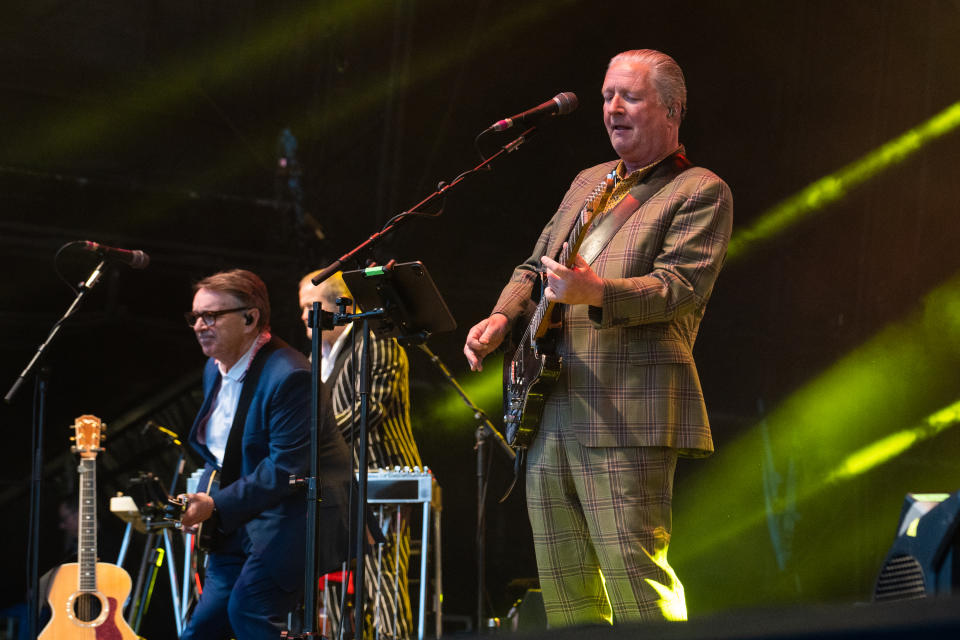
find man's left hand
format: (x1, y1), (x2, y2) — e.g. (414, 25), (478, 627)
(541, 244), (604, 306)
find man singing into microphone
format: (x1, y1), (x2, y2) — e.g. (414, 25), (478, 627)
(464, 50), (733, 626)
(178, 269), (351, 640)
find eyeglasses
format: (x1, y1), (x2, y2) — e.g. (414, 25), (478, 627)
(184, 307), (250, 328)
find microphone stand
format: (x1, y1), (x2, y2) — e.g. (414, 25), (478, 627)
(5, 258), (109, 640)
(297, 300), (330, 638)
(415, 345), (513, 634)
(306, 125), (538, 640)
(310, 126), (538, 288)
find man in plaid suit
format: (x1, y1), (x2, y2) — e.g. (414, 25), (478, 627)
(464, 49), (732, 626)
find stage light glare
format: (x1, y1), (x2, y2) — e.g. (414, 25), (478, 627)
(423, 356), (503, 431)
(727, 101), (960, 262)
(673, 272), (960, 594)
(826, 399), (960, 483)
(643, 545), (688, 622)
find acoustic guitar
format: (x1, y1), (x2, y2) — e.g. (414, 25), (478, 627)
(503, 173), (616, 449)
(39, 414), (137, 639)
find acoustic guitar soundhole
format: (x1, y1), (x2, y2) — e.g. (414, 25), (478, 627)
(72, 592), (103, 622)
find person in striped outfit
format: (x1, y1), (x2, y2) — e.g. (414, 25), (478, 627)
(299, 269), (422, 639)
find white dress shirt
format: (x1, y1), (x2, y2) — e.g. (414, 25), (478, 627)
(205, 333), (269, 466)
(321, 323), (353, 383)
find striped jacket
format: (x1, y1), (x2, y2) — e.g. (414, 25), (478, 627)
(493, 157), (733, 456)
(328, 331), (422, 469)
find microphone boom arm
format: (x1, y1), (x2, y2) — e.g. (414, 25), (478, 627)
(310, 126), (538, 286)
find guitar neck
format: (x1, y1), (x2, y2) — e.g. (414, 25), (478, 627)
(77, 458), (98, 592)
(527, 174), (615, 345)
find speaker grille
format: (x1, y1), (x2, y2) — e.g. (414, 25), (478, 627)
(874, 554), (927, 601)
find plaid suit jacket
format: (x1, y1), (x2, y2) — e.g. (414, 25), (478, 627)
(492, 155), (733, 456)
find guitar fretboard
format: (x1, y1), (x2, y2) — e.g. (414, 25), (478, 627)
(78, 458), (98, 592)
(523, 173), (615, 347)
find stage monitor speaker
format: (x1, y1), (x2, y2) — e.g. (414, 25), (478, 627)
(874, 490), (960, 602)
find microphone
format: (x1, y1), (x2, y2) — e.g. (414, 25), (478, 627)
(487, 92), (578, 132)
(79, 241), (150, 269)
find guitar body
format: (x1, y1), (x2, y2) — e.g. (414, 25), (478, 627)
(503, 174), (617, 449)
(504, 330), (562, 449)
(194, 467), (222, 552)
(40, 562), (136, 640)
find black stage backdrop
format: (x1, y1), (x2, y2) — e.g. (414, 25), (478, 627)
(2, 1), (960, 636)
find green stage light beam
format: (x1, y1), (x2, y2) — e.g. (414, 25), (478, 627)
(825, 399), (960, 484)
(13, 0), (386, 165)
(673, 270), (960, 568)
(184, 0), (574, 187)
(421, 355), (504, 432)
(727, 101), (960, 262)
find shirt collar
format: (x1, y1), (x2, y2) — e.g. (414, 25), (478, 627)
(217, 331), (272, 381)
(616, 144), (685, 181)
(324, 322), (353, 362)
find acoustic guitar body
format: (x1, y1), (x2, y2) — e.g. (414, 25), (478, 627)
(40, 561), (137, 639)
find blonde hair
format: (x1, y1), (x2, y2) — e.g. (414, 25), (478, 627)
(300, 270), (354, 309)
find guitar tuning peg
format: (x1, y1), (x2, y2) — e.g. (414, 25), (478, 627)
(69, 436), (75, 441)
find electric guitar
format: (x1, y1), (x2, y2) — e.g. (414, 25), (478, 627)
(503, 173), (616, 449)
(39, 415), (137, 639)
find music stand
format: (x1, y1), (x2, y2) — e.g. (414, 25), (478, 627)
(341, 261), (456, 342)
(337, 261), (455, 639)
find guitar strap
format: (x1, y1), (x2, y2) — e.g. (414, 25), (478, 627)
(576, 152), (693, 266)
(219, 337), (283, 488)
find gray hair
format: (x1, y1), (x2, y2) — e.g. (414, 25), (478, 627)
(608, 49), (687, 119)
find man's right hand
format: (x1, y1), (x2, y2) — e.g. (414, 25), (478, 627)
(178, 492), (215, 530)
(464, 313), (509, 371)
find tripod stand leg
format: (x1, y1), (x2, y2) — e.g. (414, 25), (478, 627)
(181, 532), (195, 631)
(134, 546), (163, 633)
(117, 522), (133, 567)
(162, 528), (183, 635)
(127, 531), (156, 626)
(433, 507), (443, 639)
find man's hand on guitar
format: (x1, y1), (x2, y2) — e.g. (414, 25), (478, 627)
(178, 492), (215, 530)
(541, 244), (604, 306)
(464, 313), (509, 372)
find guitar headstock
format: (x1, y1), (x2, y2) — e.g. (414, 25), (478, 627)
(584, 172), (617, 219)
(71, 414), (104, 459)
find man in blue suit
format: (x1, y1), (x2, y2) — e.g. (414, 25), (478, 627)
(179, 269), (351, 640)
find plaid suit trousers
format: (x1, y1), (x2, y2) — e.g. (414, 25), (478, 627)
(526, 391), (681, 627)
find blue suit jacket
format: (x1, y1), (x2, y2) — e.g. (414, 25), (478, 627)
(188, 337), (351, 591)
